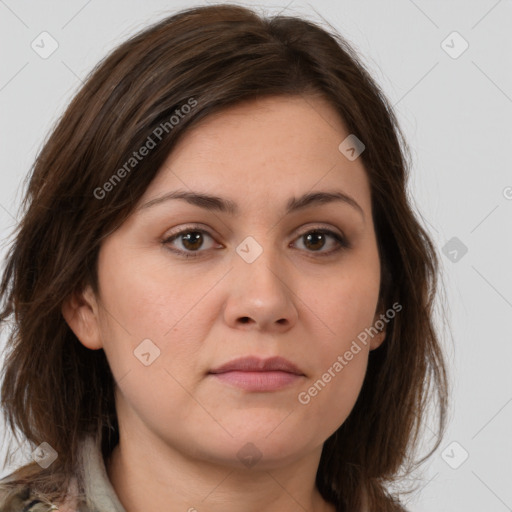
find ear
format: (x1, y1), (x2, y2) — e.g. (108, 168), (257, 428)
(61, 284), (103, 350)
(369, 326), (386, 351)
(369, 307), (387, 351)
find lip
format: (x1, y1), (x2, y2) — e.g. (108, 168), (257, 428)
(210, 356), (304, 375)
(209, 356), (305, 392)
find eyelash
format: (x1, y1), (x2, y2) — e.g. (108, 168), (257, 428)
(162, 224), (350, 259)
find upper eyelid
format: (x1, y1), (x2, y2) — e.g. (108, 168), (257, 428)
(163, 225), (346, 252)
(164, 223), (344, 241)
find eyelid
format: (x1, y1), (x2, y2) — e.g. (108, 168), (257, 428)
(294, 224), (344, 240)
(162, 223), (350, 258)
(162, 224), (220, 254)
(290, 226), (350, 256)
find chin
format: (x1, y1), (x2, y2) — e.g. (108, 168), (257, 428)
(194, 430), (318, 470)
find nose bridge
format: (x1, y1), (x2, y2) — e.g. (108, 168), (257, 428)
(234, 233), (287, 296)
(223, 232), (298, 329)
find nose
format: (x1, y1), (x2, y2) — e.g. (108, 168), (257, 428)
(223, 242), (299, 333)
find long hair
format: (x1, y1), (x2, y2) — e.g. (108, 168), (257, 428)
(0, 4), (448, 510)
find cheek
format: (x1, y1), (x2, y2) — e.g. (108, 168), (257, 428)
(95, 252), (208, 433)
(97, 236), (219, 336)
(306, 256), (381, 352)
(292, 254), (379, 428)
(298, 351), (369, 442)
(295, 328), (370, 437)
(95, 242), (214, 382)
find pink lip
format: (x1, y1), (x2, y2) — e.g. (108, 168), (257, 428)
(209, 356), (305, 392)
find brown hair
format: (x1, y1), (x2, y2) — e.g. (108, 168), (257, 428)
(0, 4), (448, 511)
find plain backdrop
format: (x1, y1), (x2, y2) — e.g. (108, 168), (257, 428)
(0, 1), (511, 511)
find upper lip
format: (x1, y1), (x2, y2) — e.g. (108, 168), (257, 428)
(209, 356), (304, 376)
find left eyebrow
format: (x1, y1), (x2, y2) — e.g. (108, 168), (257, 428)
(137, 189), (365, 221)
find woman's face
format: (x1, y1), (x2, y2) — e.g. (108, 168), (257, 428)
(66, 94), (385, 469)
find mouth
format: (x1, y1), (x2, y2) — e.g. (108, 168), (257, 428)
(208, 356), (305, 392)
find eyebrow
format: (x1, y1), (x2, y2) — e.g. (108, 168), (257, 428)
(138, 189), (365, 221)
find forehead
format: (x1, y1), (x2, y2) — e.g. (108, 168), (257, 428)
(170, 94), (348, 164)
(138, 94), (372, 216)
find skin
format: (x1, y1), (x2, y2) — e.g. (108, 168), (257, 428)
(62, 94), (386, 512)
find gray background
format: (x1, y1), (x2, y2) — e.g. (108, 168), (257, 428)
(1, 1), (511, 510)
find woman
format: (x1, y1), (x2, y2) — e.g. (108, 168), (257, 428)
(0, 4), (448, 511)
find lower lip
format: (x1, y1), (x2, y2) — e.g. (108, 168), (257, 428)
(210, 371), (302, 391)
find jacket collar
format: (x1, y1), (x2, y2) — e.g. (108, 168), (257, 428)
(76, 436), (126, 512)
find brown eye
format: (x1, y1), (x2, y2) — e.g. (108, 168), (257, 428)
(163, 226), (349, 259)
(163, 228), (218, 258)
(293, 229), (349, 256)
(180, 231), (205, 251)
(303, 232), (327, 251)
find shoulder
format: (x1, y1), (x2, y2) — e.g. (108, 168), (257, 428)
(0, 477), (58, 512)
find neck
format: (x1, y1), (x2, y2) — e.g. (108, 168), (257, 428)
(106, 431), (336, 512)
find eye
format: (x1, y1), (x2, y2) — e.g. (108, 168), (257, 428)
(162, 225), (349, 259)
(162, 226), (218, 258)
(291, 228), (349, 256)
